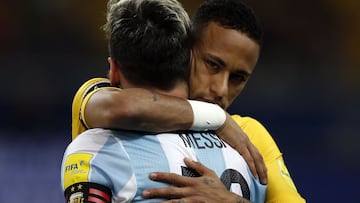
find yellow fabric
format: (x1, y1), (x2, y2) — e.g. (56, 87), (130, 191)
(71, 78), (110, 140)
(71, 78), (305, 202)
(63, 153), (93, 189)
(232, 115), (306, 203)
(79, 87), (103, 131)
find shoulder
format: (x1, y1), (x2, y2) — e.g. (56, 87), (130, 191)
(62, 129), (135, 199)
(68, 129), (114, 153)
(73, 78), (111, 101)
(231, 114), (282, 161)
(231, 114), (270, 139)
(65, 129), (132, 176)
(71, 78), (116, 139)
(78, 78), (111, 97)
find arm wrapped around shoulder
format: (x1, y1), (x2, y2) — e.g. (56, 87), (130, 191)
(188, 100), (226, 131)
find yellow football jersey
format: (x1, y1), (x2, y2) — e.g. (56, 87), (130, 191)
(71, 78), (306, 202)
(232, 115), (306, 203)
(71, 78), (111, 140)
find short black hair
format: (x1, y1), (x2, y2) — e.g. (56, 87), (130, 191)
(193, 0), (263, 46)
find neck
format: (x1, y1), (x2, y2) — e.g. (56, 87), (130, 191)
(155, 82), (189, 99)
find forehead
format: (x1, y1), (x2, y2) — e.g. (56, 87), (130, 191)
(195, 22), (260, 72)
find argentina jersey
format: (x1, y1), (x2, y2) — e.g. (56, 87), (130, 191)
(61, 128), (266, 203)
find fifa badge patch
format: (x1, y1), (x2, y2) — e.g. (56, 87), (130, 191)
(64, 153), (93, 189)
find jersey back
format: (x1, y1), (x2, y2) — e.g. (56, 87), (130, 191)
(61, 129), (266, 203)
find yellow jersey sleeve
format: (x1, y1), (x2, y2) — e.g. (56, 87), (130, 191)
(232, 115), (306, 203)
(71, 78), (111, 140)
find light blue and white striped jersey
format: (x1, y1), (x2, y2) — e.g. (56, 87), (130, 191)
(61, 128), (266, 203)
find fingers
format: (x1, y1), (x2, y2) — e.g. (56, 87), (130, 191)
(143, 157), (237, 203)
(146, 158), (216, 187)
(158, 199), (191, 203)
(183, 157), (215, 176)
(240, 142), (268, 185)
(143, 158), (220, 200)
(142, 186), (186, 199)
(238, 146), (257, 179)
(215, 114), (267, 184)
(248, 144), (268, 185)
(158, 199), (188, 203)
(148, 171), (193, 187)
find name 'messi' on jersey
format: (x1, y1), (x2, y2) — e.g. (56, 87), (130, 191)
(178, 132), (227, 149)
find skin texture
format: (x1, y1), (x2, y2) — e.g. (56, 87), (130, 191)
(81, 21), (267, 202)
(190, 22), (267, 184)
(141, 22), (264, 202)
(71, 0), (273, 202)
(142, 157), (251, 203)
(85, 87), (195, 132)
(84, 29), (267, 182)
(189, 22), (260, 110)
(85, 86), (267, 185)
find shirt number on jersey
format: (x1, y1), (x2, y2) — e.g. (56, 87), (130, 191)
(181, 166), (250, 199)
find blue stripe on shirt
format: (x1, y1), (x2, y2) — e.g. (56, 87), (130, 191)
(116, 131), (170, 202)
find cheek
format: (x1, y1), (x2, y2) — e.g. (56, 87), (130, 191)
(189, 64), (209, 90)
(228, 86), (244, 104)
(189, 77), (205, 96)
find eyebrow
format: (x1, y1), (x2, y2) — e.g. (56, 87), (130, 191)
(227, 70), (251, 83)
(235, 69), (251, 77)
(207, 54), (226, 67)
(206, 54), (251, 76)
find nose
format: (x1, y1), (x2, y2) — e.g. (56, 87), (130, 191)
(210, 74), (228, 100)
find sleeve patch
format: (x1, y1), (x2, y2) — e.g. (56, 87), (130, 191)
(276, 158), (297, 190)
(64, 182), (111, 203)
(64, 153), (93, 189)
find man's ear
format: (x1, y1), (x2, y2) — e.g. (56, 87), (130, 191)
(108, 57), (121, 86)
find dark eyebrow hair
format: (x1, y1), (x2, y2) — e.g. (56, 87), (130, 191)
(234, 69), (251, 77)
(206, 54), (226, 67)
(206, 53), (251, 76)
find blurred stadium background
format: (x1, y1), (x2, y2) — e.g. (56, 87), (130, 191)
(0, 0), (359, 202)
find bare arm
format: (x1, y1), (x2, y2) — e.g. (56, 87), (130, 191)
(85, 87), (193, 132)
(84, 87), (267, 184)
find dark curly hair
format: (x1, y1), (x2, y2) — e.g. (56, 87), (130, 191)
(193, 0), (263, 46)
